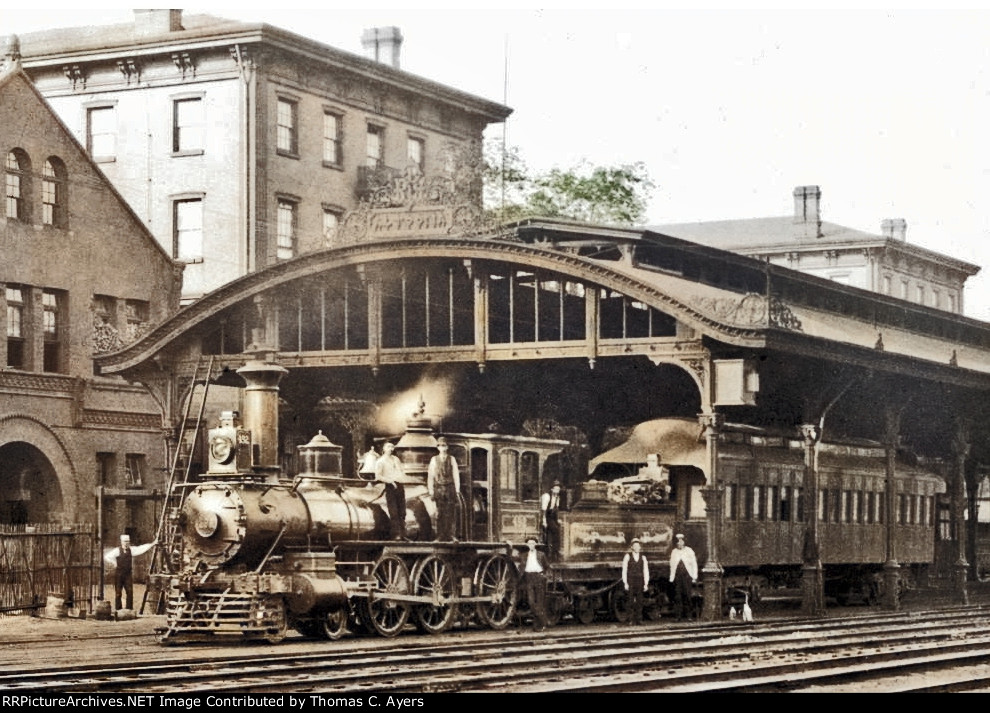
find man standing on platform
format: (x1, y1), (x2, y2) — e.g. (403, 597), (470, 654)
(428, 437), (460, 541)
(104, 534), (156, 611)
(622, 537), (650, 624)
(669, 533), (698, 620)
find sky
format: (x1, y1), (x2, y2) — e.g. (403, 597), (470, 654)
(4, 4), (990, 319)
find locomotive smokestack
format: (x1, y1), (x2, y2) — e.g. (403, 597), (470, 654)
(236, 360), (289, 473)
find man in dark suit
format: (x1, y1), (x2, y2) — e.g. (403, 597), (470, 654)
(514, 535), (551, 632)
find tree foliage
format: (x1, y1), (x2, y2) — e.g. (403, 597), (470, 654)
(483, 138), (656, 226)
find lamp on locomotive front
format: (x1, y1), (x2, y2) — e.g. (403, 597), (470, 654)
(206, 410), (253, 475)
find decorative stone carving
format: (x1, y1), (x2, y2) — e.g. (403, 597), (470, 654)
(693, 293), (803, 331)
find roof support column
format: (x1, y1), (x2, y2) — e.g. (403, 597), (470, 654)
(882, 406), (902, 610)
(800, 423), (826, 616)
(585, 286), (599, 370)
(473, 265), (488, 372)
(951, 419), (971, 604)
(699, 411), (724, 622)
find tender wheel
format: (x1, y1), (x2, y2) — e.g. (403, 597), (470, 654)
(412, 554), (456, 634)
(545, 592), (564, 627)
(575, 595), (596, 625)
(610, 587), (632, 623)
(644, 582), (665, 621)
(321, 606), (350, 640)
(475, 553), (519, 630)
(363, 554), (411, 637)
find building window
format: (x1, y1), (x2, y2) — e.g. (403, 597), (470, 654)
(125, 453), (146, 487)
(5, 149), (30, 221)
(96, 452), (116, 487)
(87, 105), (116, 160)
(276, 97), (298, 156)
(276, 198), (297, 260)
(916, 285), (925, 304)
(322, 206), (342, 248)
(173, 96), (205, 153)
(930, 289), (939, 309)
(900, 280), (909, 300)
(366, 124), (384, 168)
(407, 136), (425, 173)
(323, 111), (342, 166)
(882, 275), (892, 295)
(42, 289), (62, 373)
(6, 286), (24, 369)
(124, 299), (149, 342)
(173, 198), (203, 262)
(948, 293), (958, 313)
(41, 158), (67, 228)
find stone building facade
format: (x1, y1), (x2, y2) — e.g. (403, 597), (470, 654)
(14, 10), (512, 303)
(0, 61), (182, 543)
(652, 185), (979, 315)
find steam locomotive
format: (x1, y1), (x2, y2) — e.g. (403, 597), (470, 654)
(157, 371), (945, 643)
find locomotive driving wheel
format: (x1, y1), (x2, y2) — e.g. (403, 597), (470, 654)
(474, 553), (519, 630)
(411, 554), (456, 634)
(363, 554), (411, 637)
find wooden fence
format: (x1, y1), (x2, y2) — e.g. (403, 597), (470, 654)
(0, 524), (97, 615)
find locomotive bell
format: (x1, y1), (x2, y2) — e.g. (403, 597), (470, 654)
(296, 431), (343, 479)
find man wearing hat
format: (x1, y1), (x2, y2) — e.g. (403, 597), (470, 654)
(427, 437), (461, 541)
(540, 479), (564, 559)
(513, 535), (551, 632)
(104, 533), (157, 611)
(669, 533), (698, 620)
(622, 537), (650, 625)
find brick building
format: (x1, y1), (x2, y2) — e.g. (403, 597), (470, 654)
(14, 10), (512, 303)
(0, 52), (182, 542)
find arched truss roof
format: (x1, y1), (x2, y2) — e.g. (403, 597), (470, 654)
(99, 237), (759, 370)
(96, 234), (990, 392)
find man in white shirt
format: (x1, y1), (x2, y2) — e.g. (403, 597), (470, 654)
(375, 441), (407, 540)
(514, 536), (551, 632)
(104, 534), (156, 611)
(668, 533), (698, 620)
(622, 538), (650, 625)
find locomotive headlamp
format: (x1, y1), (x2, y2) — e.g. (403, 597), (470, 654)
(210, 435), (235, 464)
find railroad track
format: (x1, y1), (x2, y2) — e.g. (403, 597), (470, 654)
(4, 606), (990, 693)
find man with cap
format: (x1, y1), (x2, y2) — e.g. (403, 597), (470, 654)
(104, 533), (157, 611)
(512, 535), (551, 632)
(622, 537), (650, 625)
(669, 533), (698, 620)
(427, 437), (461, 541)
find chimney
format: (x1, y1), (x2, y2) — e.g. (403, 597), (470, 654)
(2, 35), (21, 75)
(361, 26), (403, 69)
(881, 218), (907, 242)
(793, 185), (822, 239)
(133, 10), (183, 35)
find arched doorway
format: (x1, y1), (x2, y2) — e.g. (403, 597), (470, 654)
(0, 442), (62, 525)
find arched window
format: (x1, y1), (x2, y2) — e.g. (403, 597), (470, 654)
(41, 157), (67, 228)
(5, 149), (31, 221)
